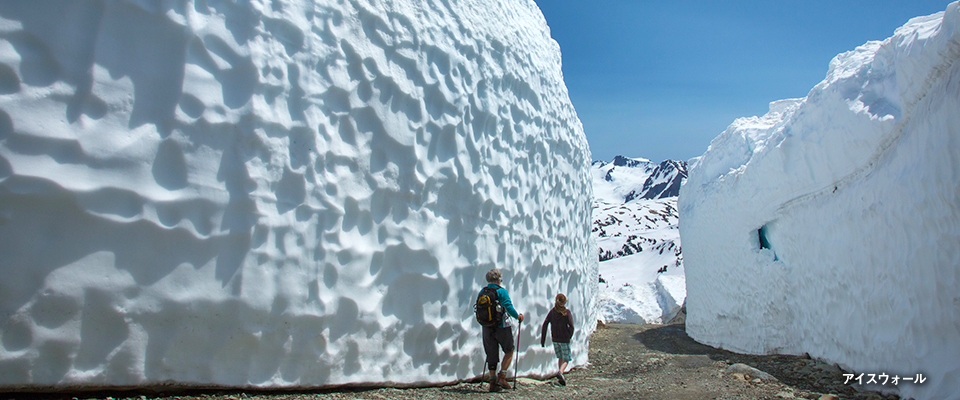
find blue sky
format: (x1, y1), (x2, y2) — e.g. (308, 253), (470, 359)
(532, 1), (952, 163)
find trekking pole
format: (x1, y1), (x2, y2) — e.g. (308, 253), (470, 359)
(478, 347), (485, 390)
(514, 314), (522, 389)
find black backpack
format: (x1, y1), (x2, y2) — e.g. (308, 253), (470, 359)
(475, 286), (503, 327)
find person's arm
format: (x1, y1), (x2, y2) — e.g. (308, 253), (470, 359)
(566, 311), (574, 336)
(541, 310), (552, 346)
(497, 288), (520, 320)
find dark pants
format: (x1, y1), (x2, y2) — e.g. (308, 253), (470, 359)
(482, 325), (514, 371)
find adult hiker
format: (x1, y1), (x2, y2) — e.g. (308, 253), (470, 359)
(477, 268), (524, 392)
(540, 292), (574, 386)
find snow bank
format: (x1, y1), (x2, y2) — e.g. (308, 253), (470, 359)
(679, 3), (960, 399)
(598, 271), (685, 325)
(0, 0), (597, 390)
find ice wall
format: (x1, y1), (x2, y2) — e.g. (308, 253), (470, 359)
(679, 3), (960, 399)
(0, 0), (597, 390)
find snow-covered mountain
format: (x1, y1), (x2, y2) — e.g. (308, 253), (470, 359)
(625, 159), (687, 202)
(680, 3), (960, 399)
(592, 156), (686, 324)
(592, 156), (688, 203)
(0, 0), (597, 390)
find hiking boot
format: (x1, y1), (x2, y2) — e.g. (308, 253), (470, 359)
(488, 373), (502, 392)
(497, 371), (512, 389)
(557, 372), (566, 386)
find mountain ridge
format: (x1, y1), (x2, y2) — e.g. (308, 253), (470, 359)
(592, 157), (688, 203)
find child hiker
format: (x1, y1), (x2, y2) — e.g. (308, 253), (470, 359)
(540, 293), (574, 386)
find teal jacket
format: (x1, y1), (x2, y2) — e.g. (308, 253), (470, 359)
(480, 283), (520, 328)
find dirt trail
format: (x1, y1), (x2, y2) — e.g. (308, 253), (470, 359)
(3, 322), (898, 400)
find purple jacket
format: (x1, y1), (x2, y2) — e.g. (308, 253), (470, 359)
(540, 307), (574, 345)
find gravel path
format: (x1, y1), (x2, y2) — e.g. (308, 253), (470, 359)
(4, 322), (899, 400)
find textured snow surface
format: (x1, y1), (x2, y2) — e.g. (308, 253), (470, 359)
(679, 3), (960, 399)
(0, 0), (597, 390)
(592, 157), (684, 324)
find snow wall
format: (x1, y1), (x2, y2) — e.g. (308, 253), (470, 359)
(679, 3), (960, 399)
(0, 0), (598, 390)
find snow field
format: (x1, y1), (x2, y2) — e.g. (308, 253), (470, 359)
(593, 195), (685, 324)
(680, 3), (960, 399)
(0, 0), (596, 390)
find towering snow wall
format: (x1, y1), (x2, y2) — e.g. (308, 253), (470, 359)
(679, 3), (960, 399)
(0, 0), (597, 390)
